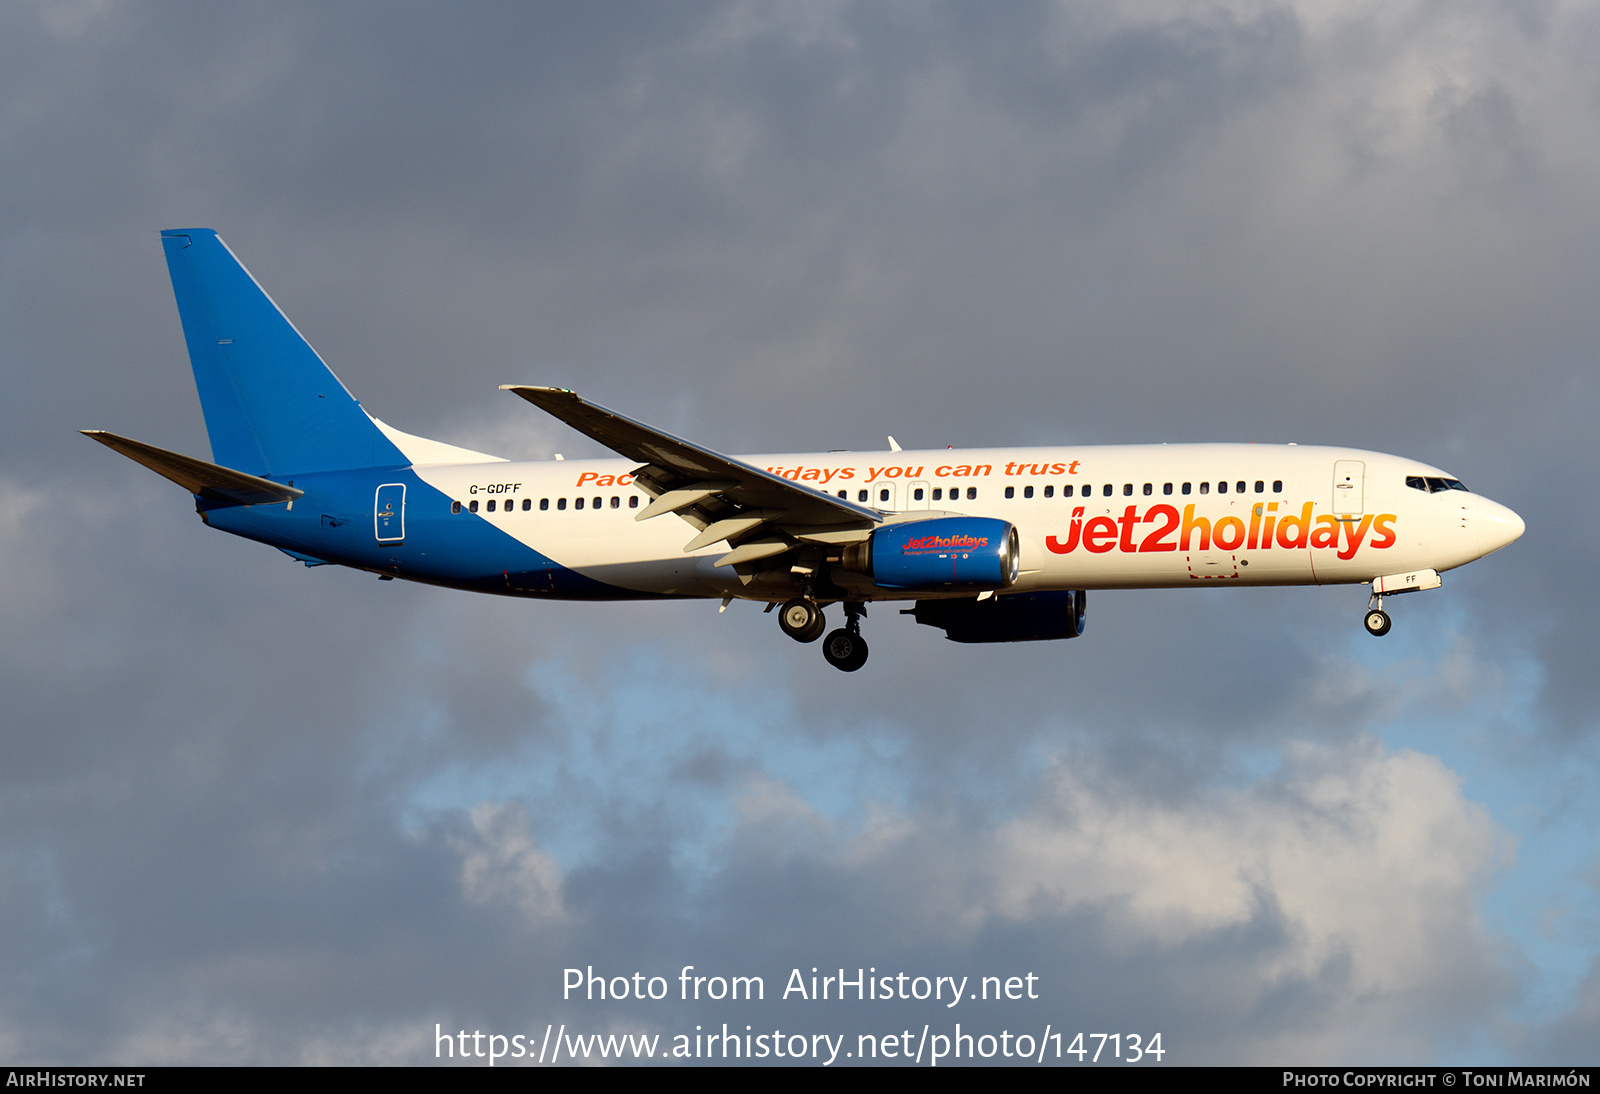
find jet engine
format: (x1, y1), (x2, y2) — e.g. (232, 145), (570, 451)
(912, 589), (1087, 643)
(841, 517), (1018, 591)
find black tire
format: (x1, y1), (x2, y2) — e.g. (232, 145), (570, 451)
(822, 628), (869, 672)
(779, 598), (824, 643)
(1364, 609), (1391, 637)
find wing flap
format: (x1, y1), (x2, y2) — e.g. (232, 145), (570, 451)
(683, 514), (777, 553)
(636, 483), (737, 521)
(714, 539), (794, 568)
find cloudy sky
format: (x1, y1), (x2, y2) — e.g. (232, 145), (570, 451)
(2, 0), (1597, 1066)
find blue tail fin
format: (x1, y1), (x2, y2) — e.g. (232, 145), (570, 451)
(160, 229), (405, 477)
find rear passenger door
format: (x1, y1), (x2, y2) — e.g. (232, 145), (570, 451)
(375, 483), (406, 543)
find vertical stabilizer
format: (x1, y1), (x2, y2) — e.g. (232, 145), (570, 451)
(160, 229), (405, 476)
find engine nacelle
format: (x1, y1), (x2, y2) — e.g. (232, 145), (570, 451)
(843, 517), (1019, 591)
(912, 590), (1087, 643)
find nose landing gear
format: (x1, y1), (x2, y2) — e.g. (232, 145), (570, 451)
(1364, 592), (1391, 637)
(821, 603), (869, 672)
(1361, 569), (1444, 636)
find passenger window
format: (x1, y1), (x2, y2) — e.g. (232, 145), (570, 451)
(1218, 481), (1227, 494)
(575, 497), (584, 510)
(1123, 483), (1133, 496)
(1255, 480), (1264, 493)
(858, 489), (868, 502)
(1143, 483), (1152, 496)
(629, 496), (638, 508)
(1103, 484), (1113, 497)
(593, 496), (602, 509)
(486, 499), (496, 512)
(1044, 485), (1054, 498)
(967, 487), (977, 500)
(1063, 485), (1074, 497)
(1273, 480), (1282, 493)
(1199, 482), (1210, 495)
(879, 488), (890, 502)
(1005, 486), (1015, 499)
(1163, 483), (1172, 495)
(932, 488), (942, 501)
(838, 490), (846, 499)
(610, 496), (619, 509)
(1182, 483), (1191, 495)
(451, 500), (462, 514)
(469, 499), (479, 513)
(1236, 481), (1246, 494)
(1024, 485), (1034, 499)
(913, 487), (924, 501)
(540, 498), (549, 511)
(557, 498), (567, 510)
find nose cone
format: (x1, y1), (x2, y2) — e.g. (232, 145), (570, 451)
(1474, 496), (1525, 556)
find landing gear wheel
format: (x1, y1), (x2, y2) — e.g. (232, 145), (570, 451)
(1364, 609), (1392, 637)
(779, 598), (826, 643)
(822, 628), (869, 672)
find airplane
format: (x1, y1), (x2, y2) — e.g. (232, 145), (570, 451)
(84, 229), (1525, 672)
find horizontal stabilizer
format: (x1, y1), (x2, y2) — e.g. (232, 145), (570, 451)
(81, 430), (303, 506)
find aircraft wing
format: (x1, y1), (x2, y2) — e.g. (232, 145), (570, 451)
(82, 430), (304, 506)
(501, 386), (881, 566)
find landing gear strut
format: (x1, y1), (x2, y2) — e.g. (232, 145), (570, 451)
(778, 598), (826, 643)
(1364, 592), (1391, 637)
(822, 603), (869, 672)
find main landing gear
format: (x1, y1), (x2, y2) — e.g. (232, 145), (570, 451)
(778, 598), (827, 643)
(822, 604), (869, 673)
(778, 598), (869, 671)
(1364, 592), (1392, 637)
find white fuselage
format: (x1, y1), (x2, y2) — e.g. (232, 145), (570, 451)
(406, 442), (1523, 601)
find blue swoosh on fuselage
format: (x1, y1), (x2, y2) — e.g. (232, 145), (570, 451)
(198, 466), (652, 600)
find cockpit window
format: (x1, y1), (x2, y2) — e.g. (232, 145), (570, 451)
(1407, 475), (1470, 494)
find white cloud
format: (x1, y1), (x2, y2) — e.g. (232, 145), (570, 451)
(993, 741), (1508, 985)
(702, 736), (1516, 1059)
(454, 803), (567, 927)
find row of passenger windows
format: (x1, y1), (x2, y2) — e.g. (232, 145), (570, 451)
(450, 478), (1290, 513)
(451, 495), (641, 514)
(1406, 476), (1469, 493)
(848, 486), (980, 504)
(994, 479), (1284, 501)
